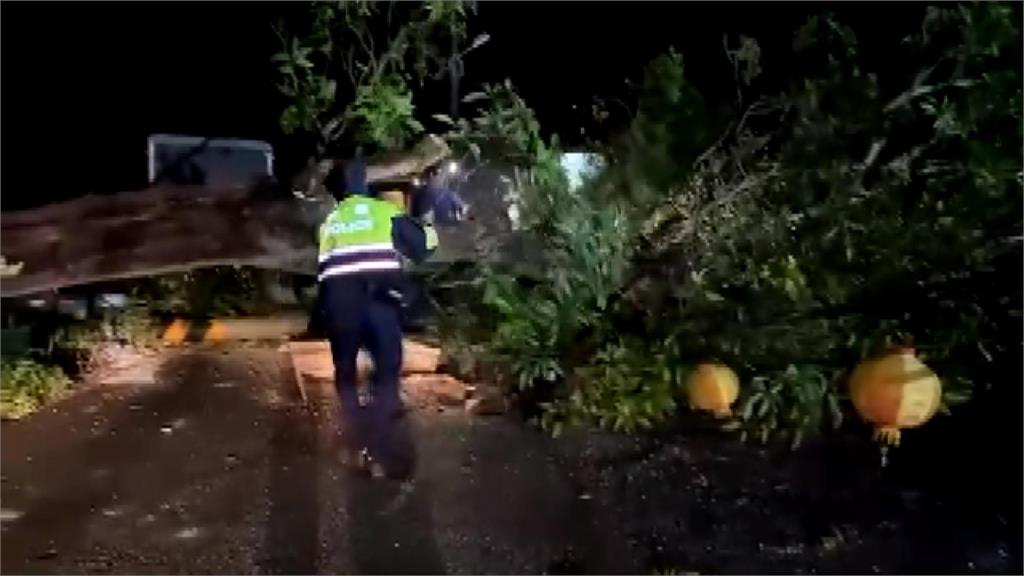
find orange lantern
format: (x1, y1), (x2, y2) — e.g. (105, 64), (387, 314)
(686, 363), (740, 418)
(848, 347), (942, 446)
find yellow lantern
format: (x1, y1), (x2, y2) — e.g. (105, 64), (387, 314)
(686, 363), (740, 418)
(848, 347), (942, 446)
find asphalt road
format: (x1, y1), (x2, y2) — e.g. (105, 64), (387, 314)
(2, 346), (1019, 574)
(0, 347), (633, 575)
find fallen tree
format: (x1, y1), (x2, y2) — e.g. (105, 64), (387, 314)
(0, 136), (450, 298)
(0, 0), (533, 299)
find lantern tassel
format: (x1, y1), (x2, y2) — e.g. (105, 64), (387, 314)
(873, 426), (901, 447)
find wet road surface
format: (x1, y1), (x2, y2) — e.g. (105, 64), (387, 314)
(0, 347), (631, 574)
(2, 346), (1019, 574)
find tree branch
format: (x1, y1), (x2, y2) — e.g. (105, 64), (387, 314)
(882, 58), (945, 112)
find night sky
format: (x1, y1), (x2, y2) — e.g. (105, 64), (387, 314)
(1, 2), (928, 211)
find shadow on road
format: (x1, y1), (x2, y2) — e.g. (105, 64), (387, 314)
(344, 413), (446, 575)
(260, 359), (322, 574)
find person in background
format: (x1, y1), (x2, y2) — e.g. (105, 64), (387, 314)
(315, 159), (438, 480)
(410, 164), (468, 226)
(397, 164), (469, 331)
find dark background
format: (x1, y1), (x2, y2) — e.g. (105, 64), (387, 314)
(0, 2), (1019, 564)
(1, 2), (927, 211)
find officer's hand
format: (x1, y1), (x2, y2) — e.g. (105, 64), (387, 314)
(432, 188), (468, 226)
(412, 184), (468, 227)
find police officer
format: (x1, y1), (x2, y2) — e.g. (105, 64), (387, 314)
(316, 159), (438, 480)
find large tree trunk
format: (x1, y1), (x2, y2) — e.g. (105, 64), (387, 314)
(0, 137), (452, 298)
(0, 185), (325, 297)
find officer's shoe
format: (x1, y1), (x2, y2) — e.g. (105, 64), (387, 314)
(340, 448), (370, 476)
(369, 461), (388, 480)
(367, 457), (412, 482)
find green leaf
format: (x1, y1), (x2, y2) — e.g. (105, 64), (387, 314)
(791, 428), (804, 450)
(432, 113), (455, 126)
(468, 33), (490, 51)
(740, 397), (756, 420)
(320, 79), (337, 102)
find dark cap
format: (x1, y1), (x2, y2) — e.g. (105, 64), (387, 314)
(325, 159), (369, 200)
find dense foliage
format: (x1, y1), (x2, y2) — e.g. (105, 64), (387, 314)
(443, 3), (1021, 446)
(130, 267), (279, 318)
(0, 358), (70, 420)
(273, 0), (485, 157)
(273, 1), (1020, 447)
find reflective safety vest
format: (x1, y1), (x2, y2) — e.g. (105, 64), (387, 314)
(317, 196), (403, 281)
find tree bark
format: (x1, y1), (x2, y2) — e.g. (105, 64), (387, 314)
(292, 134), (450, 196)
(0, 136), (452, 298)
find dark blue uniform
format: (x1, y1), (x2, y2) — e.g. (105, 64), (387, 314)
(315, 160), (436, 477)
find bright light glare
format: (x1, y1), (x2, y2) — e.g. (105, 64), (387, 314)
(447, 161), (459, 175)
(560, 153), (603, 192)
